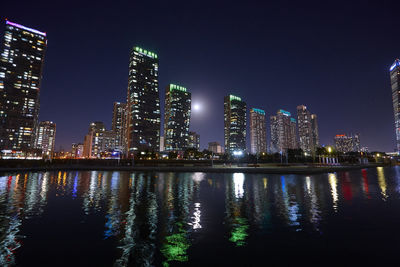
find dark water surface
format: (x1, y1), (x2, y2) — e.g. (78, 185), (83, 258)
(1, 167), (400, 266)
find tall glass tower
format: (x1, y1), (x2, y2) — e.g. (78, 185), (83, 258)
(0, 20), (47, 153)
(126, 46), (160, 155)
(390, 59), (400, 152)
(164, 84), (191, 151)
(224, 94), (246, 154)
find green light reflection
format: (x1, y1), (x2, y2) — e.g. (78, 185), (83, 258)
(229, 217), (249, 247)
(161, 222), (190, 267)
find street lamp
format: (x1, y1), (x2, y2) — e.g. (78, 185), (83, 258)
(326, 146), (332, 165)
(233, 150), (243, 157)
(375, 153), (381, 163)
(233, 150), (243, 167)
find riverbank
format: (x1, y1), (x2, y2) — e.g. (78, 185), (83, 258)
(0, 163), (387, 175)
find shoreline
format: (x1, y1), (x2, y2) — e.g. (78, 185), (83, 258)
(0, 163), (388, 175)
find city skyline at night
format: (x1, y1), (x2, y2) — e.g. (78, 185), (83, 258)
(1, 1), (400, 153)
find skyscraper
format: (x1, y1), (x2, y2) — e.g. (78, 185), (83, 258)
(289, 118), (298, 149)
(270, 109), (297, 153)
(334, 133), (361, 153)
(35, 121), (56, 158)
(164, 84), (191, 151)
(269, 115), (279, 153)
(249, 108), (267, 154)
(112, 102), (126, 152)
(297, 105), (318, 153)
(390, 59), (400, 152)
(311, 114), (319, 147)
(188, 131), (200, 150)
(126, 46), (160, 156)
(0, 20), (47, 154)
(224, 95), (246, 154)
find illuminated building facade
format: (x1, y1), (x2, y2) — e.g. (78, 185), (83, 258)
(289, 118), (298, 149)
(159, 136), (165, 152)
(112, 102), (126, 152)
(334, 133), (360, 153)
(208, 141), (224, 154)
(297, 105), (319, 153)
(71, 143), (84, 158)
(224, 95), (246, 154)
(164, 84), (191, 151)
(35, 121), (56, 158)
(0, 20), (47, 153)
(126, 46), (160, 155)
(390, 59), (400, 152)
(83, 121), (116, 158)
(311, 114), (319, 147)
(270, 109), (298, 153)
(188, 131), (200, 150)
(249, 108), (267, 154)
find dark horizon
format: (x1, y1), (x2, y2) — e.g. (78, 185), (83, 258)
(2, 0), (400, 152)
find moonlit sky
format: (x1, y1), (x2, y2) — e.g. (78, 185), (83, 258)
(2, 0), (400, 152)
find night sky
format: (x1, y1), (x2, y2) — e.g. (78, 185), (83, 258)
(2, 0), (400, 152)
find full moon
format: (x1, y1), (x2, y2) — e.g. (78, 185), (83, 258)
(193, 104), (201, 111)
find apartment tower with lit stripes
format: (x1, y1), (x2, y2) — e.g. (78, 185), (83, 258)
(0, 20), (47, 153)
(249, 108), (267, 154)
(224, 94), (247, 154)
(126, 47), (160, 156)
(390, 59), (400, 152)
(164, 84), (191, 151)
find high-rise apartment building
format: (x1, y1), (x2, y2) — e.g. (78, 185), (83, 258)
(270, 109), (298, 153)
(297, 105), (319, 153)
(0, 20), (47, 153)
(249, 108), (267, 154)
(112, 102), (126, 152)
(164, 84), (191, 151)
(390, 59), (400, 152)
(224, 95), (246, 154)
(334, 133), (361, 153)
(126, 46), (160, 156)
(311, 114), (319, 147)
(289, 118), (298, 149)
(35, 121), (56, 158)
(188, 131), (200, 150)
(83, 122), (116, 158)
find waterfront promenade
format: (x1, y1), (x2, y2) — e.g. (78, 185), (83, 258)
(0, 160), (386, 174)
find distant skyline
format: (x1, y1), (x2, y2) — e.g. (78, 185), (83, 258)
(2, 0), (400, 151)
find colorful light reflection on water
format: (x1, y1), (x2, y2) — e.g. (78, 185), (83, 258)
(1, 167), (400, 266)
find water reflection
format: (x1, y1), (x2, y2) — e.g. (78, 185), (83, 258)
(1, 168), (400, 265)
(226, 173), (249, 246)
(361, 169), (371, 199)
(304, 176), (321, 230)
(377, 167), (388, 201)
(329, 173), (338, 212)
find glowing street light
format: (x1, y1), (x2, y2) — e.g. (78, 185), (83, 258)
(233, 150), (243, 157)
